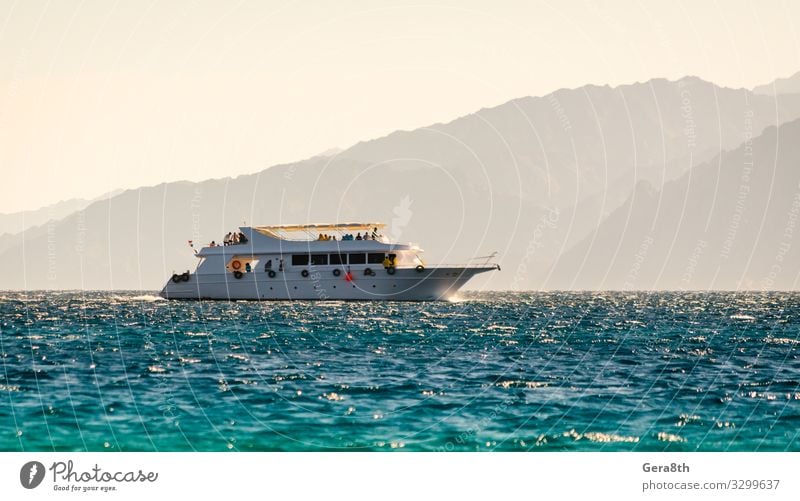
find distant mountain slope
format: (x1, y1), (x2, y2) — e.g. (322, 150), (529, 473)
(343, 76), (800, 209)
(753, 71), (800, 96)
(1, 196), (93, 238)
(0, 190), (123, 237)
(0, 191), (123, 256)
(2, 76), (800, 290)
(546, 118), (800, 290)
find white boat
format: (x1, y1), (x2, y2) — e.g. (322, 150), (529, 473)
(160, 223), (499, 301)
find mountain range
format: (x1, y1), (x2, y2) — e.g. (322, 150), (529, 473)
(753, 70), (800, 96)
(0, 190), (121, 239)
(548, 119), (800, 290)
(2, 75), (799, 290)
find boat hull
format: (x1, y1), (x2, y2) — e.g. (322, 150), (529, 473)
(160, 266), (496, 301)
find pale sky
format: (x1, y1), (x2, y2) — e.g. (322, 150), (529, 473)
(1, 0), (798, 213)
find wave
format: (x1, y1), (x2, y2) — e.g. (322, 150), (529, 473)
(129, 294), (165, 302)
(110, 294), (165, 302)
(563, 429), (640, 443)
(657, 432), (686, 442)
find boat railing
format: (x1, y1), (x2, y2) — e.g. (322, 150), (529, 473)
(270, 235), (391, 244)
(429, 262), (501, 269)
(429, 253), (500, 269)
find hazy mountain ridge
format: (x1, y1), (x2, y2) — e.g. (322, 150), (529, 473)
(546, 119), (800, 290)
(753, 70), (800, 96)
(0, 190), (122, 238)
(2, 75), (800, 290)
(343, 76), (800, 205)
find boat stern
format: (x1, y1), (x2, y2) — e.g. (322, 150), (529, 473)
(160, 271), (197, 299)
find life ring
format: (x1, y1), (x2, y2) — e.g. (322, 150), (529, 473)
(386, 266), (396, 275)
(364, 268), (374, 276)
(267, 270), (276, 278)
(301, 269), (309, 278)
(415, 265), (425, 273)
(180, 271), (190, 282)
(171, 273), (181, 283)
(233, 270), (243, 279)
(332, 269), (341, 277)
(231, 260), (242, 270)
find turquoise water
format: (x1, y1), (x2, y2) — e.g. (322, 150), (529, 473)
(1, 291), (798, 451)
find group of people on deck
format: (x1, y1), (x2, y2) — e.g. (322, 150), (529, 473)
(224, 231), (248, 246)
(334, 227), (381, 241)
(208, 230), (249, 247)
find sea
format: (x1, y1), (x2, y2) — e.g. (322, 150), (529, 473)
(1, 291), (798, 452)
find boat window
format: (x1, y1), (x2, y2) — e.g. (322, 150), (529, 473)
(292, 254), (309, 266)
(348, 253), (366, 264)
(367, 253), (385, 264)
(310, 254), (328, 266)
(329, 253), (346, 265)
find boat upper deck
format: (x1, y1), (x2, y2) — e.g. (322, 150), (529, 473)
(254, 222), (388, 242)
(195, 223), (418, 255)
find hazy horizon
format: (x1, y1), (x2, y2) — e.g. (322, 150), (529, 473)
(3, 0), (800, 213)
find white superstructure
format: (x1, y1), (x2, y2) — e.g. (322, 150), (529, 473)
(160, 223), (499, 301)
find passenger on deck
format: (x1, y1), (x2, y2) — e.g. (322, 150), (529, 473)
(239, 232), (248, 243)
(356, 233), (362, 240)
(264, 259), (272, 271)
(224, 232), (232, 245)
(382, 255), (391, 269)
(210, 241), (217, 247)
(245, 262), (252, 273)
(233, 232), (239, 244)
(372, 227), (379, 240)
(278, 258), (284, 272)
